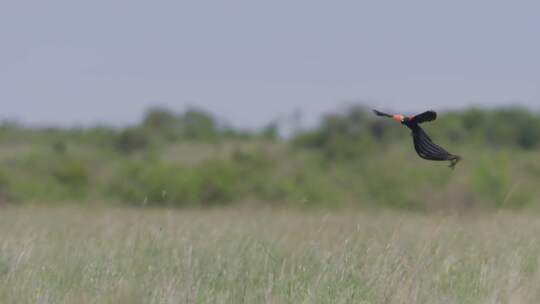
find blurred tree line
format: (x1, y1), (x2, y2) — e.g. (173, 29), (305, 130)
(0, 105), (539, 210)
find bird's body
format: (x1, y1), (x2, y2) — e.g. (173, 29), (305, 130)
(373, 109), (461, 169)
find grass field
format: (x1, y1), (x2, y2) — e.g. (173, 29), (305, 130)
(0, 207), (539, 303)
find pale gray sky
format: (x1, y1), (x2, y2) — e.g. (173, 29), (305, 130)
(1, 0), (539, 128)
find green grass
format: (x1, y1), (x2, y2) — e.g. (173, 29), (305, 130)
(0, 207), (539, 303)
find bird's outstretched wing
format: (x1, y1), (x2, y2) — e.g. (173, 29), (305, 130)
(411, 111), (437, 124)
(372, 109), (393, 118)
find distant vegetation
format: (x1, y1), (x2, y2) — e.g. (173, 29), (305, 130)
(1, 105), (540, 210)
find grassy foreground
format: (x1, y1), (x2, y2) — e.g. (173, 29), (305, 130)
(0, 207), (539, 303)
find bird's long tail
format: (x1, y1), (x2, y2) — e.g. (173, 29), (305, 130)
(372, 109), (393, 118)
(449, 156), (461, 170)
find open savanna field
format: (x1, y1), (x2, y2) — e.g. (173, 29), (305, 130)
(1, 207), (539, 304)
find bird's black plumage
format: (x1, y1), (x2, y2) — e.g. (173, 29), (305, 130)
(373, 110), (461, 169)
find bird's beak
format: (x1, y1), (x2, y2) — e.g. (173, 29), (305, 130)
(393, 115), (403, 122)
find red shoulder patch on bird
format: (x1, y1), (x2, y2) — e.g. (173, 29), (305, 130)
(392, 115), (403, 122)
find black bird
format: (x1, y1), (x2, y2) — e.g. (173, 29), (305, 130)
(373, 109), (461, 169)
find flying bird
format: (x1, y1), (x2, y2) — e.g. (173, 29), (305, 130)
(373, 110), (461, 169)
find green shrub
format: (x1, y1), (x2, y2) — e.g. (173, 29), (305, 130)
(0, 170), (12, 203)
(112, 159), (241, 206)
(180, 109), (219, 140)
(114, 128), (150, 154)
(471, 154), (510, 207)
(51, 140), (67, 154)
(52, 160), (89, 190)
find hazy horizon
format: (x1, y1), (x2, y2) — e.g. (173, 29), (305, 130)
(2, 0), (539, 128)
